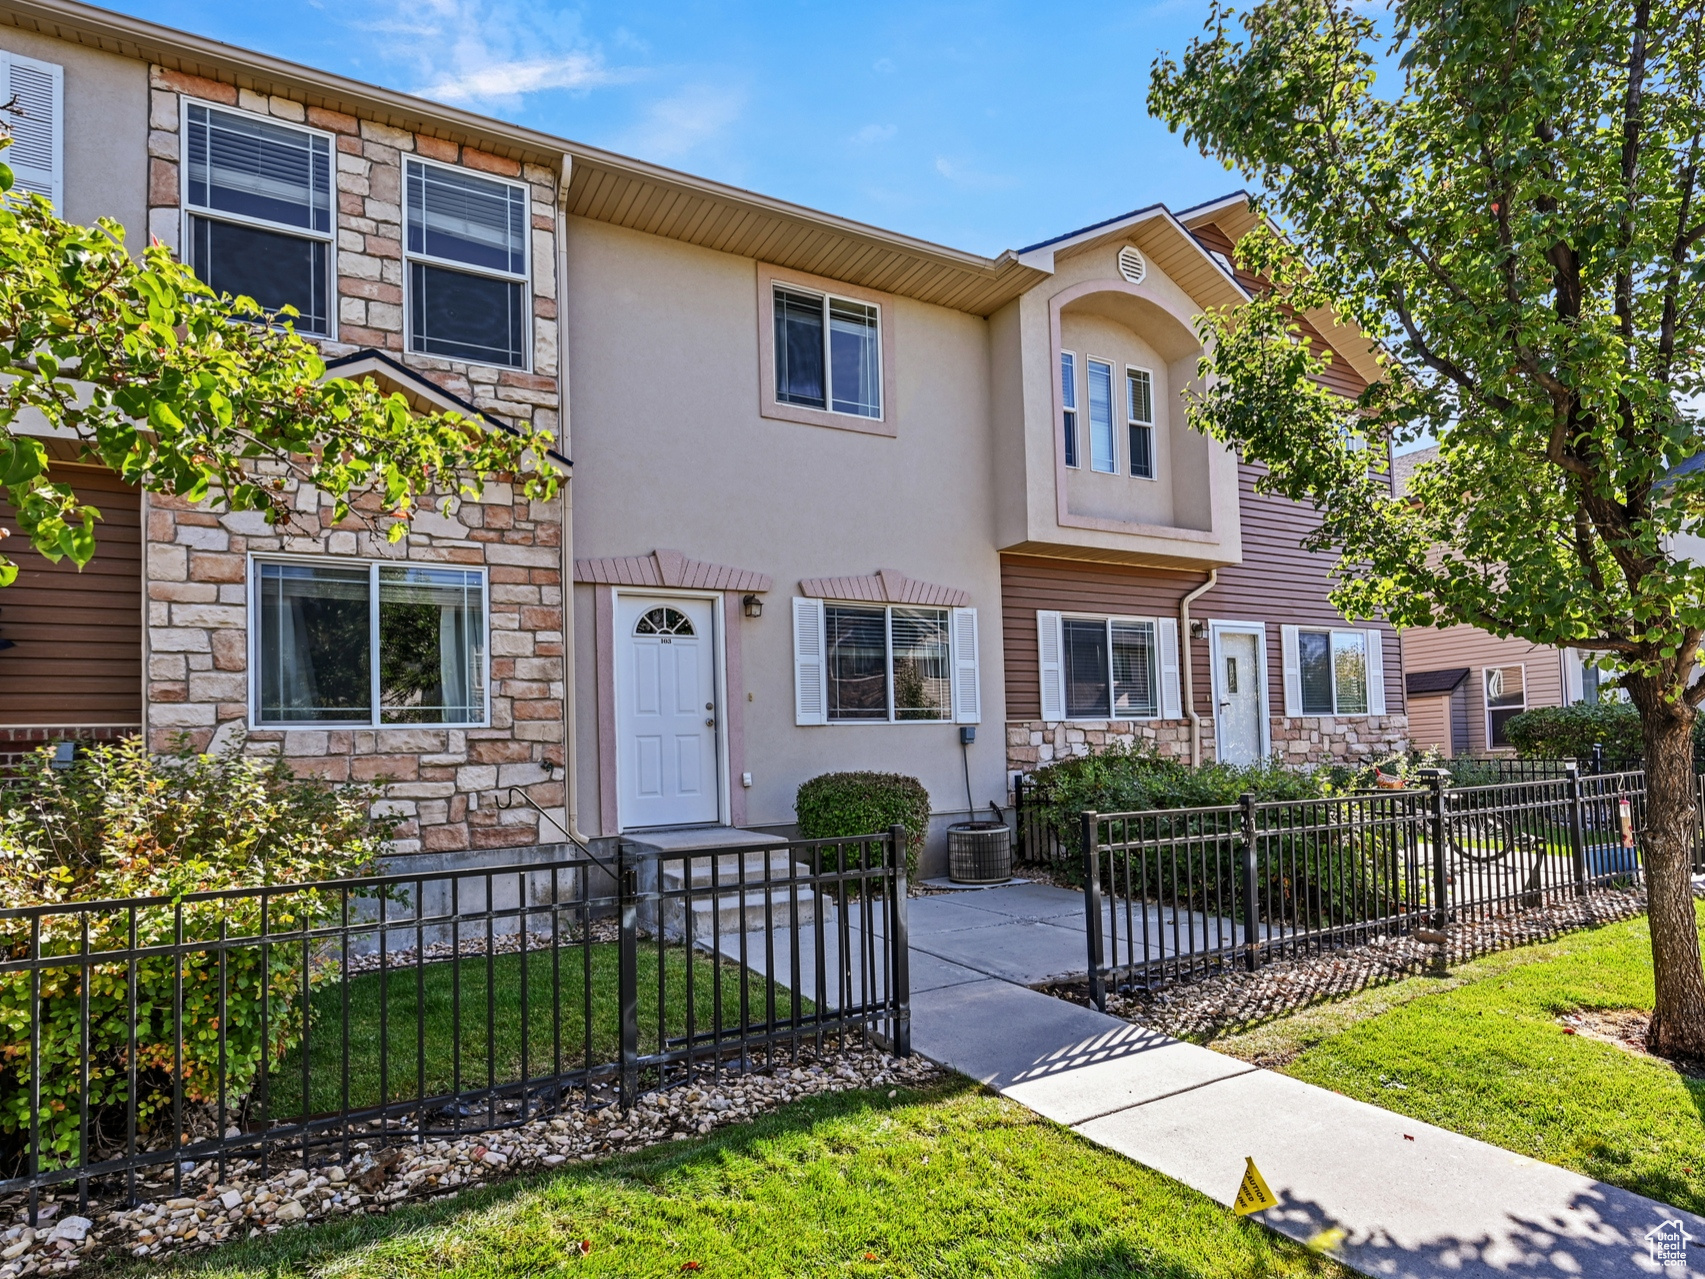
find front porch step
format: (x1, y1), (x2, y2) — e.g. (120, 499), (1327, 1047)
(626, 828), (835, 941)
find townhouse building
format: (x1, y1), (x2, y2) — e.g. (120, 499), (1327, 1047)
(0, 0), (1406, 877)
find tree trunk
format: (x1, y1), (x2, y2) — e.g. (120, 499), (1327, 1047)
(1630, 680), (1705, 1059)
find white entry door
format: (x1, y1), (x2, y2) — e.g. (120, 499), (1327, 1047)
(1213, 627), (1265, 765)
(615, 596), (720, 829)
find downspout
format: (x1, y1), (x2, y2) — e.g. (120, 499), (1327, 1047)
(1180, 570), (1218, 767)
(554, 154), (594, 849)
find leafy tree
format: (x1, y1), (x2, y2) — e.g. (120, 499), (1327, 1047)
(0, 128), (557, 587)
(1151, 0), (1705, 1056)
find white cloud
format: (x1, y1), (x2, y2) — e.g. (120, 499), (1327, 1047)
(933, 155), (1019, 190)
(852, 123), (897, 145)
(872, 57), (897, 74)
(349, 0), (630, 108)
(619, 84), (746, 161)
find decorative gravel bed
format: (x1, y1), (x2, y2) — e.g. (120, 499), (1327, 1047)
(1049, 887), (1651, 1043)
(0, 1044), (940, 1277)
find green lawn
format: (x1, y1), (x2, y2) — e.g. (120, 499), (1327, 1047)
(121, 1081), (1347, 1279)
(1212, 903), (1705, 1215)
(268, 943), (786, 1117)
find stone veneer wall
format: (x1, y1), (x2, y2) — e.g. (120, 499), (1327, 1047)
(1006, 714), (1410, 777)
(140, 66), (567, 857)
(144, 484), (566, 856)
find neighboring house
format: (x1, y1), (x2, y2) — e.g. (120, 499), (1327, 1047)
(0, 0), (1405, 878)
(1393, 446), (1599, 755)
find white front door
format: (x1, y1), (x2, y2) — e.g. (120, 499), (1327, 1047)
(615, 596), (720, 829)
(1214, 628), (1265, 765)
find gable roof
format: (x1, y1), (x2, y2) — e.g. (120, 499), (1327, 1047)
(322, 349), (571, 470)
(1407, 667), (1469, 696)
(1016, 200), (1250, 312)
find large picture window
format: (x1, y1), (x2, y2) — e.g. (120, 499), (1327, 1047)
(184, 103), (333, 335)
(1485, 664), (1526, 748)
(1063, 616), (1158, 720)
(405, 159), (529, 368)
(254, 561), (487, 727)
(774, 286), (882, 419)
(824, 604), (950, 722)
(1297, 628), (1369, 715)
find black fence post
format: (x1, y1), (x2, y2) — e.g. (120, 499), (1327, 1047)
(1590, 742), (1605, 776)
(1566, 762), (1589, 897)
(617, 842), (639, 1109)
(888, 823), (912, 1057)
(1239, 792), (1260, 972)
(1082, 811), (1106, 1011)
(1421, 768), (1450, 930)
(1013, 774), (1026, 863)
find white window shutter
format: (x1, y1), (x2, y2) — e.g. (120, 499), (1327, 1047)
(792, 597), (826, 726)
(951, 607), (981, 724)
(2, 53), (63, 212)
(1037, 611), (1065, 721)
(1364, 629), (1387, 715)
(1279, 625), (1302, 717)
(1156, 617), (1182, 719)
(1561, 649), (1583, 704)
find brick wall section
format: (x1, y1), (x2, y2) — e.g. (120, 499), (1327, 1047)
(1005, 714), (1410, 775)
(140, 67), (567, 857)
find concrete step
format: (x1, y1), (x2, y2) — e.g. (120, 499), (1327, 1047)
(660, 848), (816, 891)
(671, 885), (828, 939)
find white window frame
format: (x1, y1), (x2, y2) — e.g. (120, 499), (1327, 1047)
(1061, 349), (1080, 469)
(1085, 356), (1118, 474)
(246, 553), (491, 730)
(1483, 662), (1527, 750)
(1291, 625), (1381, 717)
(1125, 364), (1156, 481)
(770, 283), (884, 422)
(1059, 612), (1165, 722)
(402, 155), (532, 371)
(179, 98), (337, 340)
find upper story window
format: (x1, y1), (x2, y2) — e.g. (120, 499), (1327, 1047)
(0, 52), (63, 211)
(253, 560), (487, 727)
(1127, 368), (1155, 479)
(1298, 628), (1368, 715)
(1485, 664), (1526, 748)
(1087, 358), (1116, 473)
(1061, 352), (1080, 469)
(405, 159), (529, 368)
(184, 103), (333, 336)
(774, 286), (881, 419)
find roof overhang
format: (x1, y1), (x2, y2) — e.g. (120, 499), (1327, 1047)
(322, 349), (570, 472)
(1018, 202), (1250, 313)
(1406, 667), (1470, 696)
(1178, 192), (1386, 388)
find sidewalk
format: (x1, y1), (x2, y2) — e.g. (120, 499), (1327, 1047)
(905, 881), (1705, 1279)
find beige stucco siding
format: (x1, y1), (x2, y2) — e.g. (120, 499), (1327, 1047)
(1, 26), (147, 245)
(563, 216), (1009, 838)
(1401, 625), (1564, 754)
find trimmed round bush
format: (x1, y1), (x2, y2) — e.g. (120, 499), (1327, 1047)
(795, 772), (931, 881)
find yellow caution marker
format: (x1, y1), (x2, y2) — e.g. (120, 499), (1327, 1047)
(1233, 1156), (1279, 1216)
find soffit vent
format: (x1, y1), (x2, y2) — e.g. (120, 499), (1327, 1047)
(1117, 245), (1147, 284)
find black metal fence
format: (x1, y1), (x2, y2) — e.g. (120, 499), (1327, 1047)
(1081, 768), (1649, 1006)
(0, 830), (910, 1218)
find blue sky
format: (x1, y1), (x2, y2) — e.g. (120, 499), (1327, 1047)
(113, 0), (1246, 257)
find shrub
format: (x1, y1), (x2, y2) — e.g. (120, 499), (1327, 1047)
(0, 737), (396, 1173)
(1020, 743), (1420, 924)
(1502, 701), (1644, 759)
(795, 772), (932, 881)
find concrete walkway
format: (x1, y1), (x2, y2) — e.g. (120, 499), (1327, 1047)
(905, 881), (1705, 1279)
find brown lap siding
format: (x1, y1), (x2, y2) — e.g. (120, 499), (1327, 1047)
(999, 466), (1403, 728)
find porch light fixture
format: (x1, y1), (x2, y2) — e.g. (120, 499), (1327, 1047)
(1190, 619), (1208, 641)
(742, 594), (764, 619)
